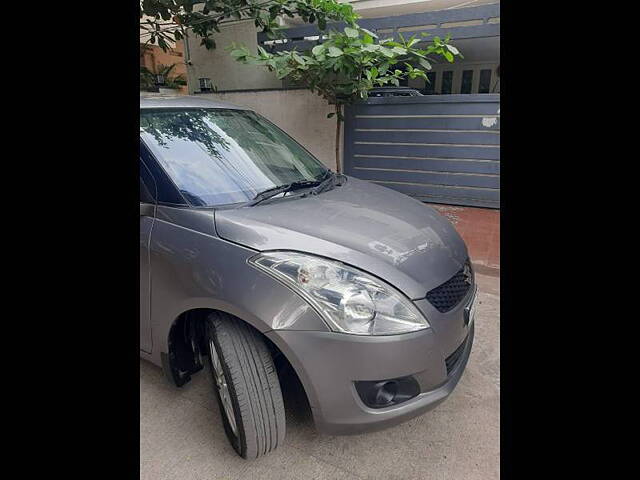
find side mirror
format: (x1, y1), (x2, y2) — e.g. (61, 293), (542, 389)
(140, 202), (155, 217)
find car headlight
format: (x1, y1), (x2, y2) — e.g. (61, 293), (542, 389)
(248, 251), (429, 335)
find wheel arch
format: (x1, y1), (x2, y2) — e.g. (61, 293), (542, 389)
(158, 297), (271, 387)
(164, 307), (313, 417)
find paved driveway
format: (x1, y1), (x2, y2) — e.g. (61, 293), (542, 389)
(140, 274), (500, 480)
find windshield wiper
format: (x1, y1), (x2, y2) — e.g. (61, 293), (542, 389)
(246, 179), (322, 206)
(245, 171), (338, 207)
(308, 171), (336, 196)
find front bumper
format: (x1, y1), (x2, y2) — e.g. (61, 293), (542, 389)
(265, 306), (474, 435)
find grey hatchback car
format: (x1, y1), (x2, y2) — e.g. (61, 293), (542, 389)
(140, 96), (476, 459)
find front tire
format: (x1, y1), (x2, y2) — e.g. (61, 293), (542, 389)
(205, 312), (286, 459)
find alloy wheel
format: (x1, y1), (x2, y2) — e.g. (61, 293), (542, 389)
(209, 338), (238, 436)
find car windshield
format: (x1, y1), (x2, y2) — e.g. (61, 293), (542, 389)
(140, 108), (328, 206)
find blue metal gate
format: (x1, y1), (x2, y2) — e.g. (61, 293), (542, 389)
(343, 94), (500, 208)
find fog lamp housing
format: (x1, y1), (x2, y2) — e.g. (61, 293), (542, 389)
(354, 376), (420, 409)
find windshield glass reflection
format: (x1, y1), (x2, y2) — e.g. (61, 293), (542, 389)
(140, 108), (327, 206)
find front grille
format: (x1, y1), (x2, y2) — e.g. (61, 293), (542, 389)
(425, 261), (473, 313)
(445, 336), (468, 376)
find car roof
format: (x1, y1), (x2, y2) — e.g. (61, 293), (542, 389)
(140, 94), (249, 110)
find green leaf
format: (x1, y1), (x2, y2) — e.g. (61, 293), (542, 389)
(418, 58), (432, 70)
(360, 28), (378, 39)
(443, 50), (454, 62)
(312, 44), (325, 55)
(344, 27), (358, 38)
(362, 33), (374, 44)
(379, 47), (395, 58)
(276, 67), (293, 79)
(446, 44), (460, 55)
(327, 46), (343, 57)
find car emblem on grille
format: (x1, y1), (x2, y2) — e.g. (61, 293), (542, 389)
(463, 264), (472, 285)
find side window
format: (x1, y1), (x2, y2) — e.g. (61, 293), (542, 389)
(139, 141), (188, 206)
(460, 70), (473, 94)
(441, 71), (453, 94)
(140, 159), (156, 204)
(199, 78), (213, 92)
(478, 69), (492, 93)
(423, 72), (436, 95)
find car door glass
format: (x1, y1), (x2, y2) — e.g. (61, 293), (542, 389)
(140, 158), (157, 204)
(140, 142), (188, 206)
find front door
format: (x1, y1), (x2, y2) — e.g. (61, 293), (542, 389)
(140, 159), (157, 353)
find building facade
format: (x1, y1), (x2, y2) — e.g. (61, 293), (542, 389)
(184, 0), (499, 95)
(140, 13), (188, 95)
(140, 42), (188, 95)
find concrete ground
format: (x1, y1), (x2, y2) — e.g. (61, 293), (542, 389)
(140, 274), (499, 480)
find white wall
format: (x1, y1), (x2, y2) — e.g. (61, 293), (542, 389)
(186, 20), (282, 93)
(199, 89), (340, 171)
